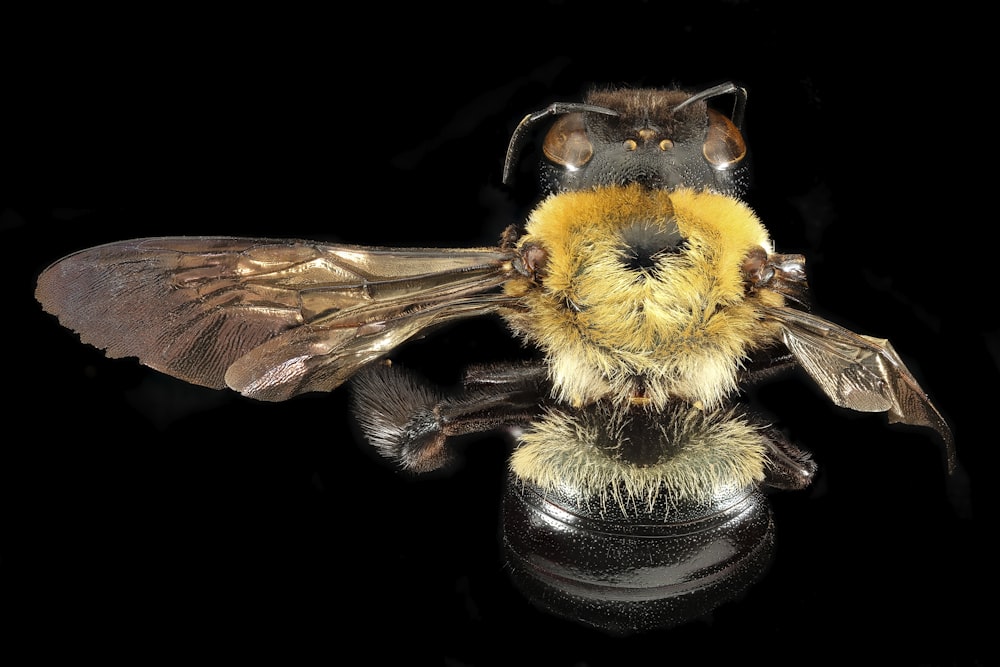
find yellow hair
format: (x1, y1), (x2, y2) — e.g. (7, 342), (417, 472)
(510, 403), (768, 508)
(503, 185), (785, 411)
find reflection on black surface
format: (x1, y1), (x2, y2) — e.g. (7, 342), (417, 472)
(504, 473), (774, 634)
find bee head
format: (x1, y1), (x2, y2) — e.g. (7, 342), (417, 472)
(504, 83), (749, 198)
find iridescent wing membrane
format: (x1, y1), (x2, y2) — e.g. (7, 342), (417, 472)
(35, 237), (520, 401)
(763, 305), (955, 471)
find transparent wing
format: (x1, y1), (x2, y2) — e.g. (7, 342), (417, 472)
(763, 306), (955, 472)
(36, 236), (521, 401)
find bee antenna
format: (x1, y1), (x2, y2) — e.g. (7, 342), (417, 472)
(502, 102), (618, 186)
(672, 81), (748, 130)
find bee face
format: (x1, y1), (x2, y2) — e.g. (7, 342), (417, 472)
(532, 87), (749, 197)
(504, 184), (785, 411)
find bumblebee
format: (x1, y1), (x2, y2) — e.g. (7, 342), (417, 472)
(35, 83), (954, 634)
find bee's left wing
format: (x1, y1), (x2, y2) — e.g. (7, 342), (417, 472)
(36, 236), (521, 401)
(762, 306), (956, 472)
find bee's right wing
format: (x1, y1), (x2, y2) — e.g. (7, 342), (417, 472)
(763, 305), (956, 472)
(36, 236), (522, 401)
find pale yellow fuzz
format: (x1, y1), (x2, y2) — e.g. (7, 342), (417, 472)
(509, 404), (768, 508)
(503, 185), (784, 411)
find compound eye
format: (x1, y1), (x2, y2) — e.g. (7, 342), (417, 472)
(703, 108), (747, 169)
(543, 113), (593, 170)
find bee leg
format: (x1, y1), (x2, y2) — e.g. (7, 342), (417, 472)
(351, 362), (547, 473)
(740, 347), (798, 386)
(462, 359), (549, 389)
(759, 425), (817, 490)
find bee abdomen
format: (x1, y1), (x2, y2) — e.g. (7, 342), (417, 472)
(502, 475), (774, 634)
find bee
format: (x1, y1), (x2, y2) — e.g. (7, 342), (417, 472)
(35, 83), (954, 634)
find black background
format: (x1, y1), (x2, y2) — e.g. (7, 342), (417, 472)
(5, 3), (994, 664)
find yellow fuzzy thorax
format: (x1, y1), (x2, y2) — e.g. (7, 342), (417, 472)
(503, 185), (785, 410)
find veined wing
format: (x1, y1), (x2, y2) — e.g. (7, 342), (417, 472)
(36, 236), (521, 401)
(762, 305), (955, 472)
